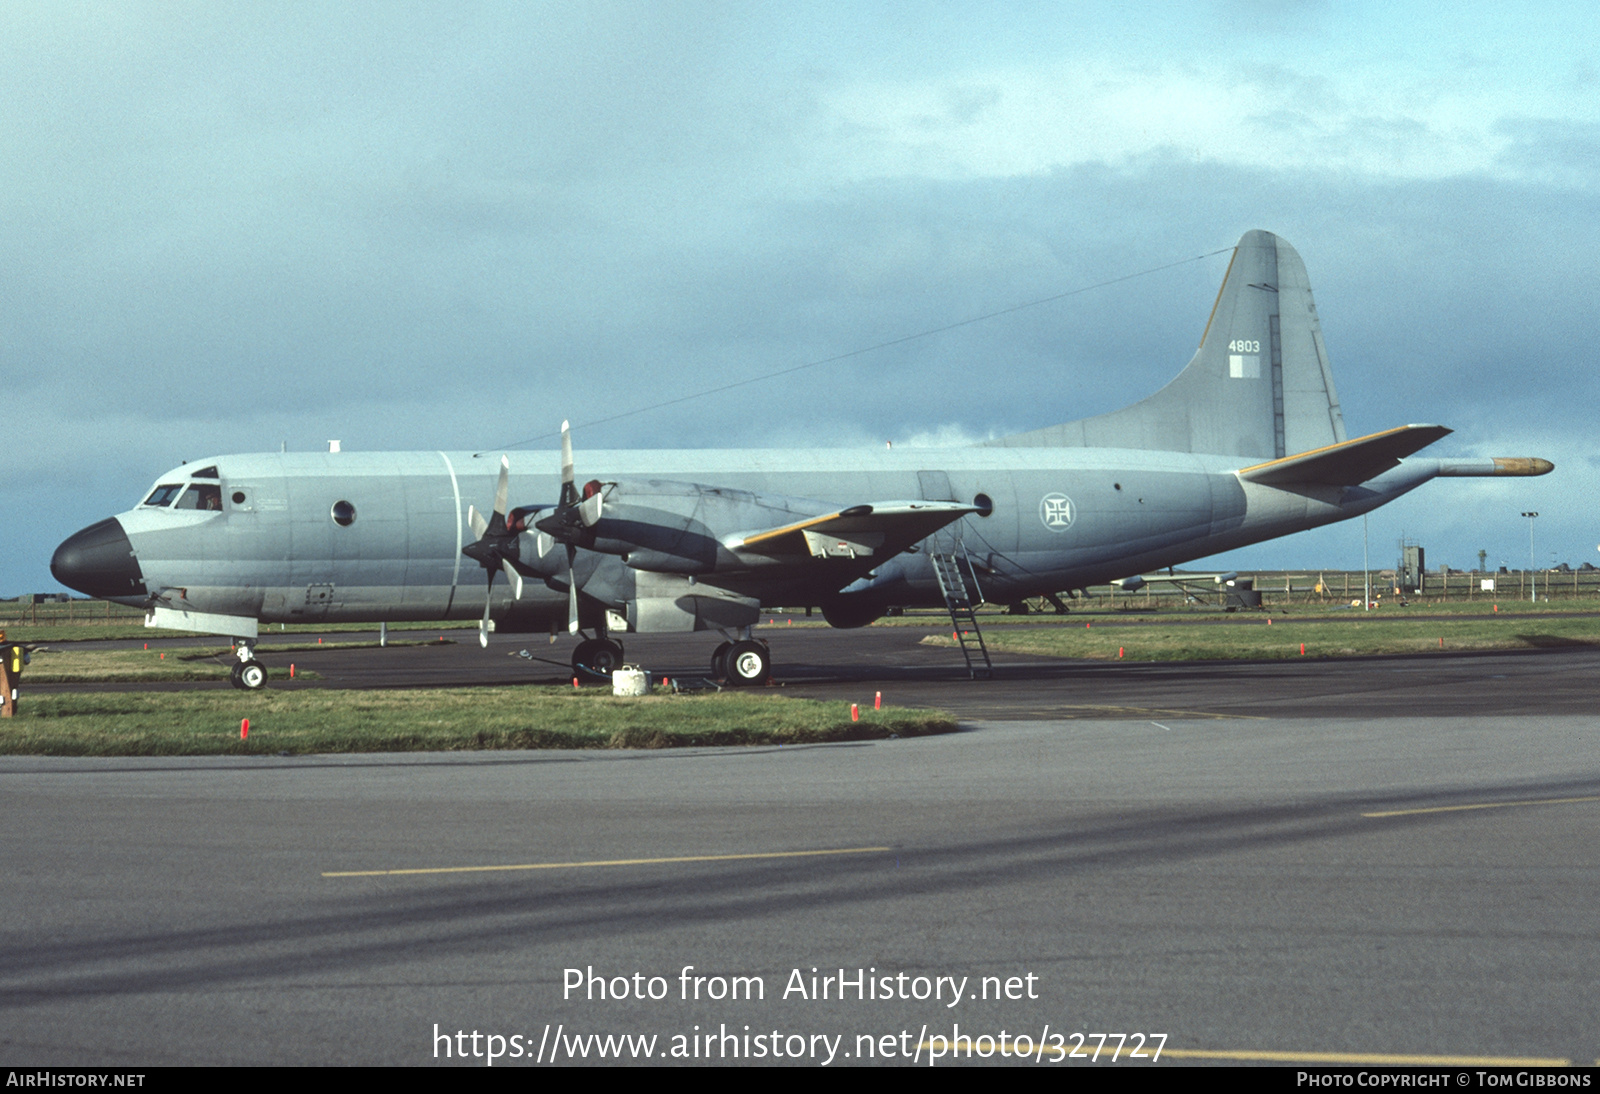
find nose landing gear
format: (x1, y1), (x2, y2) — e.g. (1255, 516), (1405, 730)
(229, 639), (268, 690)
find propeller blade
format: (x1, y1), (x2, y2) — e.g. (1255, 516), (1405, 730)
(480, 571), (495, 649)
(536, 532), (553, 558)
(578, 490), (603, 527)
(494, 454), (510, 519)
(461, 458), (530, 649)
(566, 543), (580, 636)
(559, 420), (576, 506)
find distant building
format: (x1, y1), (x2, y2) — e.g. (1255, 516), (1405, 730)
(1399, 542), (1425, 592)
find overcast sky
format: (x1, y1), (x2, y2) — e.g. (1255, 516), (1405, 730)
(6, 2), (1595, 596)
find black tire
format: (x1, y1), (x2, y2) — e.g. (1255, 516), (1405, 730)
(573, 638), (624, 681)
(238, 660), (267, 690)
(228, 663), (245, 690)
(724, 639), (771, 687)
(709, 641), (732, 680)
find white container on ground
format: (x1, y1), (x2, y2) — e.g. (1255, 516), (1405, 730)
(612, 666), (649, 697)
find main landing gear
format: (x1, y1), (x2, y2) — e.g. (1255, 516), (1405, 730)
(229, 639), (267, 690)
(568, 631), (772, 688)
(572, 636), (624, 682)
(710, 638), (771, 687)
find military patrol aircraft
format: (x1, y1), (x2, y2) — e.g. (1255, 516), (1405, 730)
(51, 230), (1552, 688)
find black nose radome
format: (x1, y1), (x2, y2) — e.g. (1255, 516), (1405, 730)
(51, 518), (147, 600)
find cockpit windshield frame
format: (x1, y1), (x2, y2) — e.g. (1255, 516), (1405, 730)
(142, 483), (184, 508)
(141, 482), (224, 510)
(174, 484), (223, 511)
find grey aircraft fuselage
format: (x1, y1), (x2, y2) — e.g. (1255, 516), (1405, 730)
(51, 230), (1551, 680)
(102, 446), (1463, 628)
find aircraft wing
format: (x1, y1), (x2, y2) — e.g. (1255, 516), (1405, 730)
(731, 501), (978, 560)
(1237, 425), (1452, 486)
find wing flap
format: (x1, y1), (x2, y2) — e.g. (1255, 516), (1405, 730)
(732, 501), (978, 559)
(1238, 425), (1451, 486)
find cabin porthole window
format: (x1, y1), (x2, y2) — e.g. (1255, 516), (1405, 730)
(231, 491), (247, 505)
(331, 500), (357, 527)
(973, 492), (994, 517)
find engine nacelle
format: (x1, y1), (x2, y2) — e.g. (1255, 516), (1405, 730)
(581, 479), (844, 574)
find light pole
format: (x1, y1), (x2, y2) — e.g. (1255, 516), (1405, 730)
(1521, 512), (1538, 603)
(1362, 513), (1370, 611)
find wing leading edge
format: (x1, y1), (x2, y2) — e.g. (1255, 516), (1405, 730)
(1236, 425), (1452, 486)
(733, 501), (979, 560)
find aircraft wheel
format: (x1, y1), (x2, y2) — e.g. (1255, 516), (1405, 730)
(228, 663), (245, 690)
(573, 638), (624, 681)
(238, 660), (267, 690)
(709, 641), (732, 680)
(724, 640), (771, 687)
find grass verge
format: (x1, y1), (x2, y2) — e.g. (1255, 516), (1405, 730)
(16, 644), (371, 683)
(1, 688), (956, 756)
(927, 614), (1600, 661)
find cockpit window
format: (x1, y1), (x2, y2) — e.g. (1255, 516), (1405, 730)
(143, 483), (184, 507)
(174, 484), (223, 511)
(191, 465), (219, 478)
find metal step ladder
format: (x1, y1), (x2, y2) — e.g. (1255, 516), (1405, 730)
(931, 550), (993, 679)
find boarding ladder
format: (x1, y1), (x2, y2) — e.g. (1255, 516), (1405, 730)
(930, 548), (993, 680)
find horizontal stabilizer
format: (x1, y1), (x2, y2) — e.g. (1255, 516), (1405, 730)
(733, 501), (977, 559)
(1115, 571), (1239, 591)
(1237, 425), (1451, 486)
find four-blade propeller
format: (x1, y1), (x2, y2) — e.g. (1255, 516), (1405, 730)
(460, 454), (537, 648)
(460, 425), (605, 647)
(533, 420), (604, 635)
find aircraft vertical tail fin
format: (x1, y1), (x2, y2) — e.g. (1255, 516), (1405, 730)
(987, 230), (1347, 458)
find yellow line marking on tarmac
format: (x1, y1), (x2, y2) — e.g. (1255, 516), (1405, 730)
(1161, 1048), (1570, 1066)
(323, 845), (893, 878)
(1363, 795), (1600, 819)
(1045, 705), (1265, 721)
